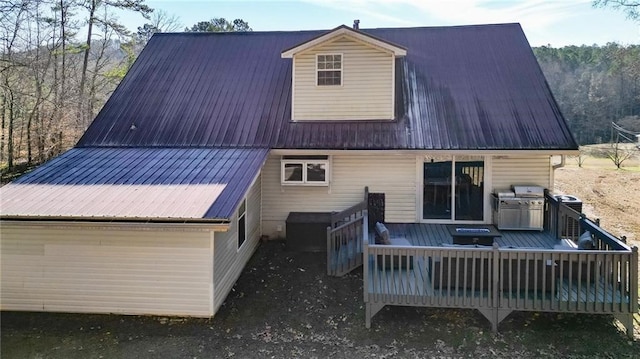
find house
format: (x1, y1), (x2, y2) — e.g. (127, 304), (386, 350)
(1, 23), (636, 335)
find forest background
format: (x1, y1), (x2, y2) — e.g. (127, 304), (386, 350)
(1, 0), (639, 179)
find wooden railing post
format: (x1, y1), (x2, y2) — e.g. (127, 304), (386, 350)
(555, 196), (562, 239)
(327, 226), (333, 276)
(631, 246), (639, 315)
(491, 242), (500, 333)
(363, 210), (369, 303)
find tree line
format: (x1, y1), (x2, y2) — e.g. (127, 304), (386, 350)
(534, 43), (640, 144)
(1, 0), (638, 176)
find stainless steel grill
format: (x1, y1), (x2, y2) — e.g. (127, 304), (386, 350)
(492, 186), (545, 230)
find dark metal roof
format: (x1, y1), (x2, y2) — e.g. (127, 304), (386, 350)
(78, 23), (578, 151)
(0, 148), (268, 220)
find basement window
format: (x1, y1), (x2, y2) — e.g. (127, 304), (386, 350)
(317, 54), (342, 86)
(281, 155), (329, 186)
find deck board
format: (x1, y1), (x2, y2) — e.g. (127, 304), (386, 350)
(557, 278), (629, 304)
(385, 223), (557, 249)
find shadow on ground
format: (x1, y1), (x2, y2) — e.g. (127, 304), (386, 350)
(2, 240), (638, 358)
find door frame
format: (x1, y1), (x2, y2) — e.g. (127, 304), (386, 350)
(416, 154), (492, 224)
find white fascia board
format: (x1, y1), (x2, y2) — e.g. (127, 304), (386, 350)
(281, 27), (406, 58)
(0, 220), (230, 232)
(269, 149), (580, 156)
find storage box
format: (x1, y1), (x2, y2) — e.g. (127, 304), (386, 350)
(286, 212), (332, 252)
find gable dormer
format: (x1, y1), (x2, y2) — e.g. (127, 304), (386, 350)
(282, 25), (406, 121)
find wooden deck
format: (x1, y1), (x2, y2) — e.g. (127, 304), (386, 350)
(361, 222), (637, 337)
(382, 223), (558, 248)
(325, 192), (637, 338)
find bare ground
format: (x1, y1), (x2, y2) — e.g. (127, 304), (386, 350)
(2, 239), (639, 358)
(554, 152), (640, 248)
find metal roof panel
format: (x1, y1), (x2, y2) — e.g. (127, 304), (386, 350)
(0, 148), (268, 220)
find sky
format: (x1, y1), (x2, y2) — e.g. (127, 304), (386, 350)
(117, 0), (639, 47)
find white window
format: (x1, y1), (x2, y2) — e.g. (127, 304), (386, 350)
(316, 54), (342, 86)
(281, 155), (329, 185)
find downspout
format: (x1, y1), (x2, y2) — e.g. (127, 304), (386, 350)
(552, 155), (566, 170)
(550, 155), (566, 194)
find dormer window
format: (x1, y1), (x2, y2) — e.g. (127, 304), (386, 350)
(281, 25), (406, 121)
(317, 54), (342, 86)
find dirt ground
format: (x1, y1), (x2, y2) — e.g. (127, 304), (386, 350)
(2, 239), (639, 358)
(554, 148), (640, 248)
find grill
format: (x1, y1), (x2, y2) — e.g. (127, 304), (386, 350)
(492, 186), (545, 230)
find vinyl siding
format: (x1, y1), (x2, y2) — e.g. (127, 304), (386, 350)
(0, 224), (213, 316)
(261, 154), (416, 238)
(491, 155), (551, 190)
(293, 36), (394, 121)
(213, 174), (262, 312)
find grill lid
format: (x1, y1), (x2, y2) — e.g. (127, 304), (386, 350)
(512, 185), (544, 198)
(496, 190), (516, 199)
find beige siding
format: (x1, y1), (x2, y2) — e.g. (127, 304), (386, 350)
(293, 36), (394, 121)
(213, 174), (262, 312)
(491, 156), (551, 190)
(0, 224), (213, 316)
(262, 154), (416, 238)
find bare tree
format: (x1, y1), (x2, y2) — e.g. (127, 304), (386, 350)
(1, 0), (29, 169)
(593, 0), (640, 21)
(572, 148), (587, 167)
(134, 9), (182, 53)
(606, 141), (635, 168)
(77, 0), (151, 128)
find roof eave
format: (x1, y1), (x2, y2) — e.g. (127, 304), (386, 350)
(281, 25), (407, 58)
(0, 215), (231, 227)
(0, 217), (232, 233)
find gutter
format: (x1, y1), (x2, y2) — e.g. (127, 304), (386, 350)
(0, 217), (231, 232)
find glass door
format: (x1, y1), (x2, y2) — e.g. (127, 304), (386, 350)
(423, 156), (453, 219)
(423, 155), (484, 221)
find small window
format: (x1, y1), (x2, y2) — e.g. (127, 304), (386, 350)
(317, 54), (342, 86)
(237, 199), (247, 249)
(281, 156), (329, 185)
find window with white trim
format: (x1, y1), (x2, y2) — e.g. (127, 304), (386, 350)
(317, 54), (342, 86)
(237, 199), (247, 249)
(281, 155), (329, 185)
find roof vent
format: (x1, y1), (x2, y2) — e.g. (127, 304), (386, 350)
(353, 19), (360, 30)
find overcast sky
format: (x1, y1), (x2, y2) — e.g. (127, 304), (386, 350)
(118, 0), (639, 47)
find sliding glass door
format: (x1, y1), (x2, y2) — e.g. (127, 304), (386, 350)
(423, 155), (484, 221)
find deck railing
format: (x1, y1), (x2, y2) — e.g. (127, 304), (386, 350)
(544, 190), (632, 251)
(326, 189), (368, 276)
(363, 218), (638, 337)
(545, 191), (582, 241)
(364, 244), (495, 319)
